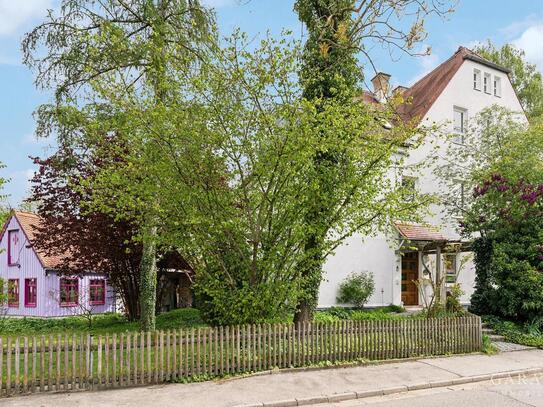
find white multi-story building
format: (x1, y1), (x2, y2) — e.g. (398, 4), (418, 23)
(318, 46), (527, 308)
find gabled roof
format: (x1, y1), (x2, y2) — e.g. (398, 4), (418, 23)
(394, 221), (448, 242)
(0, 210), (62, 269)
(364, 46), (514, 125)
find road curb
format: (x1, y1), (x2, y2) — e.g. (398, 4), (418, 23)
(234, 367), (543, 407)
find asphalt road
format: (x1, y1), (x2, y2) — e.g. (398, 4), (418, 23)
(314, 373), (543, 407)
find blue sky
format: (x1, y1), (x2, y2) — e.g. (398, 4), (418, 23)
(1, 0), (543, 206)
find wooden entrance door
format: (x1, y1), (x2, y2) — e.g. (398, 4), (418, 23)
(401, 252), (419, 306)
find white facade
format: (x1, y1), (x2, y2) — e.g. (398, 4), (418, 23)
(318, 49), (527, 308)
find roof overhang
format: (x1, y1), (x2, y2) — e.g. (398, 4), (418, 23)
(463, 54), (511, 74)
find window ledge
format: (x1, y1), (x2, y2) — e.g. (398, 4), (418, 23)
(60, 303), (78, 307)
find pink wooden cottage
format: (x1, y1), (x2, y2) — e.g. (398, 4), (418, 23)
(0, 211), (116, 317)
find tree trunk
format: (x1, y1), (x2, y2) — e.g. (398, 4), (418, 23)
(139, 223), (158, 331)
(294, 301), (313, 324)
(294, 234), (325, 323)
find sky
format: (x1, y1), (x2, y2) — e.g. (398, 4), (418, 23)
(1, 0), (543, 206)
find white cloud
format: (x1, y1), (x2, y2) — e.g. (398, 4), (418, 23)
(0, 0), (52, 36)
(501, 14), (542, 39)
(408, 52), (440, 86)
(512, 23), (543, 72)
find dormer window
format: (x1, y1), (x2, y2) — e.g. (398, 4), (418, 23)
(484, 73), (491, 94)
(473, 69), (481, 90)
(494, 76), (502, 97)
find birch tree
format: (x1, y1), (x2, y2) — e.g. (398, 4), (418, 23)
(23, 0), (214, 331)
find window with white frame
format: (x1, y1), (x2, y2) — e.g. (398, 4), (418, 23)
(473, 69), (481, 90)
(444, 254), (457, 283)
(401, 176), (417, 202)
(483, 73), (491, 94)
(453, 107), (467, 143)
(452, 180), (466, 216)
(494, 76), (502, 97)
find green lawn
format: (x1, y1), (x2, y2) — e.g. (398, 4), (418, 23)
(0, 308), (206, 338)
(0, 306), (420, 339)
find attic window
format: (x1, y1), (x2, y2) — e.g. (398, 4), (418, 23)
(473, 69), (481, 90)
(494, 76), (502, 97)
(483, 73), (491, 94)
(7, 229), (20, 266)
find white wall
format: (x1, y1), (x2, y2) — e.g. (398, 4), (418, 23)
(318, 58), (527, 308)
(319, 232), (400, 308)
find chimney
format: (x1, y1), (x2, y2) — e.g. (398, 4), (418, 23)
(371, 72), (391, 102)
(392, 85), (408, 96)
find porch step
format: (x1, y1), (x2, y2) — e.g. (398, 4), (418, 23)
(488, 334), (506, 342)
(482, 327), (494, 334)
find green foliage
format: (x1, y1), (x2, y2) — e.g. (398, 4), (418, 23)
(26, 2), (434, 328)
(155, 308), (206, 330)
(326, 306), (352, 320)
(23, 0), (216, 332)
(0, 309), (206, 337)
(350, 310), (412, 321)
(313, 312), (342, 323)
(474, 41), (543, 119)
(484, 315), (543, 349)
(384, 304), (407, 313)
(291, 0), (446, 322)
(481, 335), (498, 355)
(469, 238), (494, 316)
(0, 278), (7, 330)
(314, 305), (413, 322)
(439, 108), (543, 324)
(336, 272), (375, 308)
(0, 162), (8, 225)
(445, 284), (465, 315)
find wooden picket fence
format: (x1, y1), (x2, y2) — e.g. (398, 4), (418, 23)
(0, 315), (482, 397)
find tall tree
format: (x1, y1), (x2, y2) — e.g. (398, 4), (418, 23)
(293, 0), (455, 322)
(474, 41), (543, 120)
(23, 0), (214, 331)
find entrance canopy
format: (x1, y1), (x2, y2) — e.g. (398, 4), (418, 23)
(394, 221), (472, 253)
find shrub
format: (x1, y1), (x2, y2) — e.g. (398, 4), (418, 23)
(313, 312), (342, 322)
(336, 272), (375, 309)
(382, 304), (406, 313)
(446, 284), (465, 315)
(484, 315), (543, 349)
(326, 306), (352, 319)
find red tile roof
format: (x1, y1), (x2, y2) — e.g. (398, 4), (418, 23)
(1, 211), (64, 269)
(363, 46), (512, 125)
(394, 221), (447, 241)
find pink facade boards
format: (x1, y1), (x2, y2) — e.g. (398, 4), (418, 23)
(0, 211), (116, 317)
